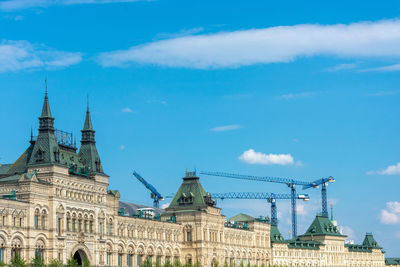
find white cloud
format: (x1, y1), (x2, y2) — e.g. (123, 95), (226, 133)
(380, 201), (400, 224)
(210, 124), (241, 132)
(239, 149), (294, 165)
(296, 204), (307, 216)
(0, 40), (82, 72)
(380, 209), (399, 224)
(341, 225), (356, 240)
(120, 145), (125, 150)
(278, 92), (314, 99)
(368, 162), (400, 175)
(325, 63), (358, 72)
(0, 0), (141, 11)
(98, 19), (400, 69)
(161, 202), (170, 209)
(121, 107), (134, 113)
(387, 201), (400, 213)
(361, 63), (400, 72)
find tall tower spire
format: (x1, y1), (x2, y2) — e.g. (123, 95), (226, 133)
(78, 97), (103, 174)
(28, 83), (60, 165)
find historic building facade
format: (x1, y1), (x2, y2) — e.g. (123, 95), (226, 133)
(0, 92), (394, 266)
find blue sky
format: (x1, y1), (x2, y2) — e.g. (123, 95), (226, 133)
(1, 0), (400, 256)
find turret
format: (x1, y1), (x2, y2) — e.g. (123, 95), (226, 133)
(28, 88), (60, 165)
(78, 103), (103, 173)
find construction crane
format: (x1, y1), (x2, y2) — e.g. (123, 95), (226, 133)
(133, 171), (164, 208)
(210, 192), (310, 226)
(302, 176), (335, 217)
(200, 171), (333, 238)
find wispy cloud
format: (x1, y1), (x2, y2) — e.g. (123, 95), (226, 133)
(98, 19), (400, 69)
(120, 145), (125, 150)
(155, 28), (204, 40)
(367, 162), (400, 175)
(121, 107), (134, 113)
(239, 149), (294, 165)
(0, 40), (82, 72)
(361, 63), (400, 72)
(0, 0), (141, 11)
(278, 92), (314, 99)
(210, 124), (241, 132)
(380, 202), (400, 224)
(325, 63), (358, 72)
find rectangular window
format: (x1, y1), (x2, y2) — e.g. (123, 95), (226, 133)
(107, 253), (111, 267)
(34, 215), (38, 229)
(99, 222), (103, 235)
(2, 216), (5, 226)
(19, 218), (22, 228)
(118, 254), (123, 267)
(57, 218), (61, 235)
(127, 254), (132, 267)
(78, 220), (82, 232)
(67, 219), (70, 231)
(13, 217), (16, 227)
(187, 231), (192, 242)
(0, 248), (3, 262)
(41, 216), (45, 229)
(84, 221), (88, 233)
(89, 221), (93, 233)
(137, 255), (142, 267)
(72, 219), (76, 232)
(108, 223), (112, 235)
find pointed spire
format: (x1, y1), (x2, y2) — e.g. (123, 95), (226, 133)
(83, 95), (93, 130)
(40, 79), (52, 118)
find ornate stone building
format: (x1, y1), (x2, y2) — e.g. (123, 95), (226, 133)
(0, 92), (395, 266)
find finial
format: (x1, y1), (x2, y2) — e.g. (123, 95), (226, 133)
(330, 203), (334, 221)
(30, 127), (33, 143)
(45, 77), (48, 96)
(74, 136), (77, 148)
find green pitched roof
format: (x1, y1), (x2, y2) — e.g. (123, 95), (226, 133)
(4, 144), (34, 175)
(41, 92), (52, 118)
(301, 214), (345, 237)
(362, 233), (381, 248)
(386, 258), (400, 265)
(270, 224), (285, 243)
(167, 172), (213, 211)
(83, 107), (93, 130)
(0, 164), (12, 175)
(229, 213), (255, 222)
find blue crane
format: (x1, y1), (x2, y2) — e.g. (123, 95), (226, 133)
(200, 171), (334, 238)
(133, 171), (164, 208)
(302, 176), (335, 216)
(210, 192), (310, 226)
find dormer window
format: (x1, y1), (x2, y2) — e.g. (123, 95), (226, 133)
(54, 149), (60, 163)
(178, 192), (194, 205)
(36, 149), (44, 162)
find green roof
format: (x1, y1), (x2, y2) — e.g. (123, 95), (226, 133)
(345, 233), (382, 253)
(270, 225), (285, 243)
(0, 164), (12, 175)
(287, 239), (322, 250)
(301, 214), (345, 237)
(167, 172), (214, 211)
(229, 213), (255, 222)
(362, 233), (381, 248)
(386, 258), (400, 265)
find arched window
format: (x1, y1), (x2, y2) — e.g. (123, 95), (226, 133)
(35, 240), (45, 260)
(11, 238), (22, 259)
(34, 209), (40, 229)
(41, 210), (47, 230)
